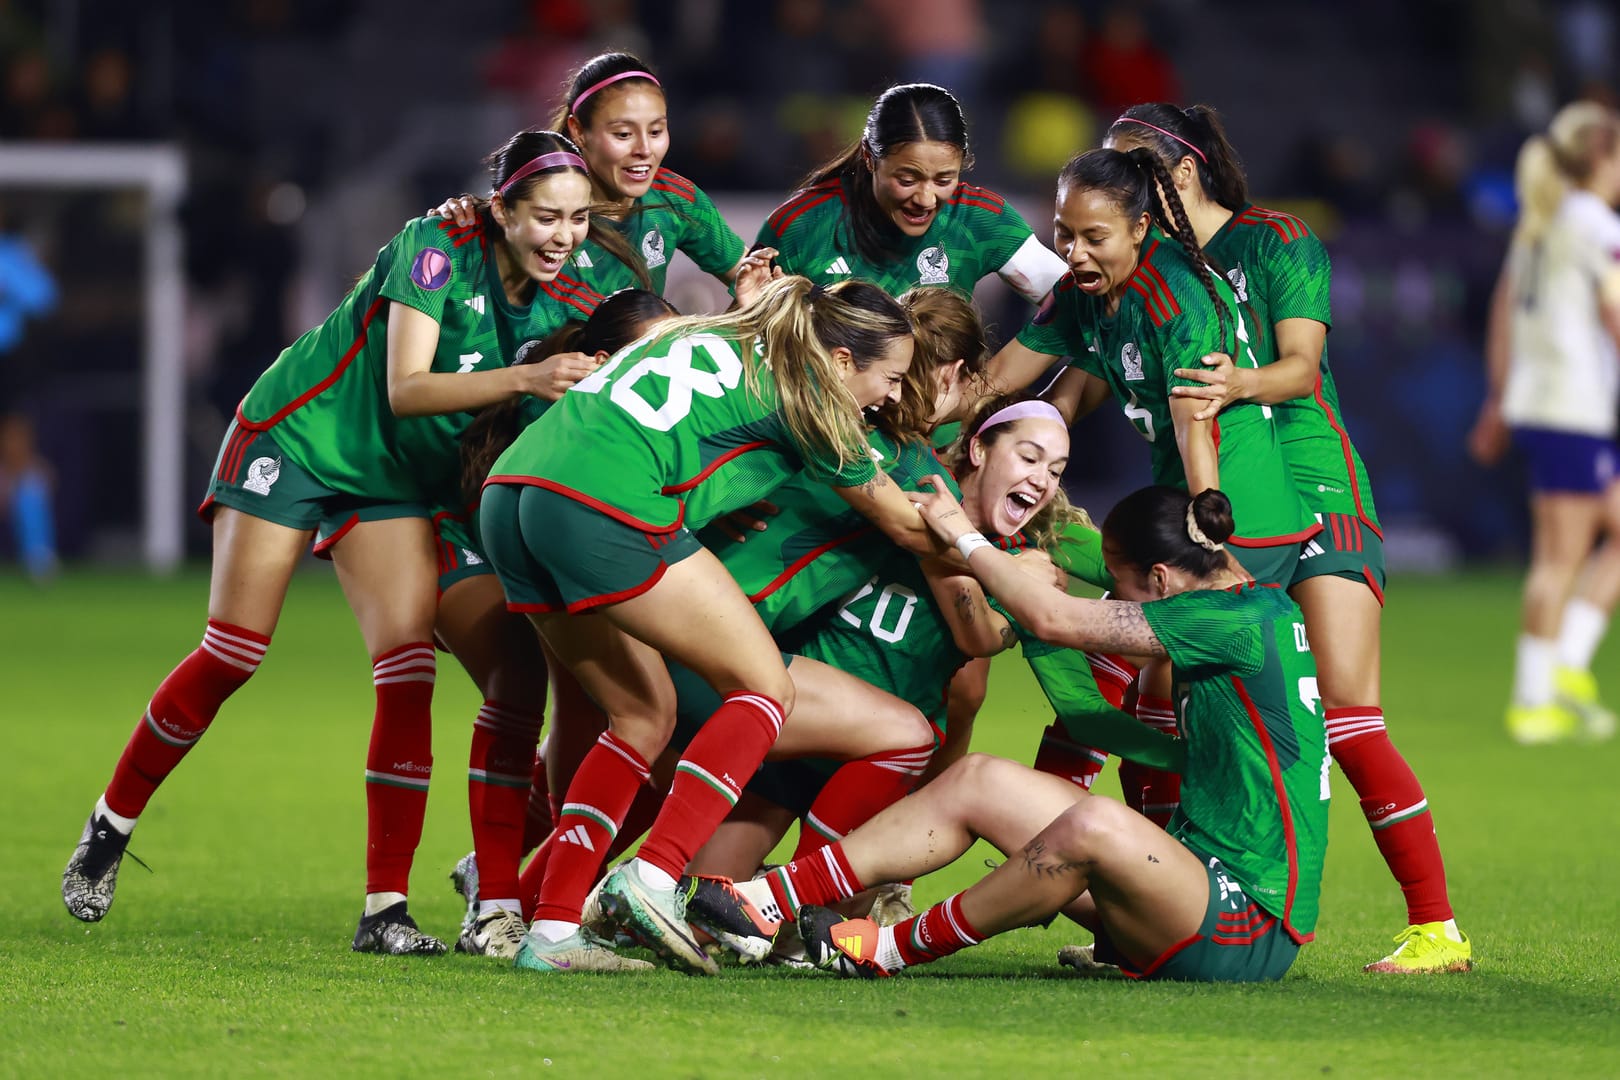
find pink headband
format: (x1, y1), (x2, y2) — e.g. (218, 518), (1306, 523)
(1114, 116), (1207, 164)
(572, 70), (660, 114)
(975, 400), (1066, 437)
(498, 151), (587, 197)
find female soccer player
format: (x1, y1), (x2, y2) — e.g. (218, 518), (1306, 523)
(1094, 103), (1472, 973)
(436, 52), (746, 299)
(437, 288), (679, 959)
(1472, 101), (1620, 746)
(760, 82), (1065, 307)
(479, 276), (932, 974)
(62, 130), (602, 954)
(734, 484), (1328, 984)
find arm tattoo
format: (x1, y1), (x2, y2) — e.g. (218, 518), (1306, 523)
(998, 623), (1018, 650)
(953, 587), (977, 625)
(857, 469), (893, 501)
(1094, 602), (1166, 657)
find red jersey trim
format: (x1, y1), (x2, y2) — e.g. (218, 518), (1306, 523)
(540, 275), (602, 318)
(1229, 675), (1312, 946)
(749, 527), (876, 604)
(238, 296), (389, 433)
(1226, 521), (1324, 548)
(482, 475), (686, 534)
(1120, 931), (1204, 979)
(566, 560), (670, 613)
(767, 181), (844, 235)
(660, 441), (775, 495)
(651, 168), (698, 203)
(951, 184), (1006, 214)
(1238, 206), (1308, 244)
(1311, 379), (1381, 535)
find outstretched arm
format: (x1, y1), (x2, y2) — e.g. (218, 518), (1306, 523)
(910, 478), (1167, 656)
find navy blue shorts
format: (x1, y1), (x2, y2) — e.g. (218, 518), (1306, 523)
(1514, 428), (1619, 494)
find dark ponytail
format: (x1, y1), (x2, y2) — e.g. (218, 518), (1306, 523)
(798, 83), (972, 265)
(1107, 103), (1249, 212)
(1102, 485), (1235, 580)
(458, 289), (678, 504)
(1057, 146), (1231, 355)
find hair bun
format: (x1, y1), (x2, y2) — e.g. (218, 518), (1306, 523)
(1191, 489), (1236, 546)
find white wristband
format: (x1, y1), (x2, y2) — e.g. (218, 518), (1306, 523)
(955, 532), (993, 560)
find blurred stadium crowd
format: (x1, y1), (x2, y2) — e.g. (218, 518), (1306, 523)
(1, 0), (1616, 565)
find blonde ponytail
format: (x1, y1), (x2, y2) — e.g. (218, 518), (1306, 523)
(1514, 102), (1619, 247)
(650, 276), (914, 472)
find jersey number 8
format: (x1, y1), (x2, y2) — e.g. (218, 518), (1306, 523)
(571, 332), (744, 431)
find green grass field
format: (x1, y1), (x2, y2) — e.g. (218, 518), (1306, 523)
(3, 567), (1618, 1077)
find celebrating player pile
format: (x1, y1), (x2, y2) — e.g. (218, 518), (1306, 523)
(62, 50), (1479, 981)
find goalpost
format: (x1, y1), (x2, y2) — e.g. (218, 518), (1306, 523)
(0, 144), (188, 571)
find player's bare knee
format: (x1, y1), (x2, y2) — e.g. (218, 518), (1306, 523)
(876, 700), (931, 749)
(945, 752), (1023, 800)
(1046, 798), (1125, 861)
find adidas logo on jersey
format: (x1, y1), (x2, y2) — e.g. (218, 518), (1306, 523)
(1299, 539), (1327, 559)
(573, 250), (593, 268)
(557, 824), (595, 851)
(463, 295), (486, 315)
(825, 257), (851, 275)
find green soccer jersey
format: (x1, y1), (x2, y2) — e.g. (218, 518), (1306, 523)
(237, 216), (582, 503)
(1017, 234), (1318, 547)
(397, 266), (604, 514)
(1141, 584), (1329, 941)
(1205, 206), (1378, 527)
(704, 431), (950, 633)
(759, 180), (1065, 303)
(487, 328), (876, 531)
(787, 545), (966, 728)
(570, 168), (744, 296)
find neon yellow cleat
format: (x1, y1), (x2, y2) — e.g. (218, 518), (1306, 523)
(1363, 923), (1473, 973)
(1555, 666), (1618, 741)
(1506, 702), (1579, 745)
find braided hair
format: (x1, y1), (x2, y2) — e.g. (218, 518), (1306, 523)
(1057, 147), (1231, 355)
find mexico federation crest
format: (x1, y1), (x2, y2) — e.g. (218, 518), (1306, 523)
(1225, 263), (1249, 303)
(514, 338), (543, 364)
(1122, 342), (1145, 382)
(243, 456), (282, 496)
(642, 229), (667, 269)
(410, 247), (452, 291)
(917, 246), (949, 285)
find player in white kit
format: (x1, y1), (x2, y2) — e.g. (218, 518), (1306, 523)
(1471, 101), (1620, 744)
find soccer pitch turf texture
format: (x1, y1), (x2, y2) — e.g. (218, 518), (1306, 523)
(2, 568), (1617, 1077)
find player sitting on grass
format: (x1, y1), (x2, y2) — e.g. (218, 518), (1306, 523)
(717, 484), (1330, 982)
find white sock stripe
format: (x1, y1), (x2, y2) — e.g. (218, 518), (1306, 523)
(560, 802), (621, 838)
(1136, 707), (1177, 720)
(204, 625), (269, 655)
(142, 708), (201, 747)
(872, 761), (927, 776)
(473, 708), (542, 734)
(372, 650), (437, 676)
(202, 629), (267, 662)
(1370, 798), (1429, 827)
(1086, 749), (1109, 765)
(1087, 654), (1134, 679)
(727, 692), (785, 735)
(467, 767), (532, 785)
(374, 672), (436, 686)
(1324, 712), (1384, 727)
(942, 896), (980, 945)
(595, 734), (651, 779)
(200, 639), (261, 673)
(201, 637), (265, 667)
(820, 847), (855, 898)
(1326, 723), (1388, 745)
(804, 811), (843, 842)
(774, 867), (801, 913)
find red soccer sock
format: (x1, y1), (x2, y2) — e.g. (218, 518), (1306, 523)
(1121, 694), (1181, 827)
(1086, 653), (1139, 710)
(791, 742), (934, 859)
(467, 700), (543, 904)
(763, 842), (866, 920)
(532, 731), (650, 925)
(606, 785), (665, 862)
(1032, 722), (1109, 791)
(893, 891), (984, 968)
(363, 642), (437, 896)
(635, 691), (784, 880)
(520, 748), (553, 857)
(104, 619), (270, 820)
(1326, 707), (1453, 924)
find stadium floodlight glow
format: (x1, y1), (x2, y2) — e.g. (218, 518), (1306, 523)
(0, 144), (187, 572)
